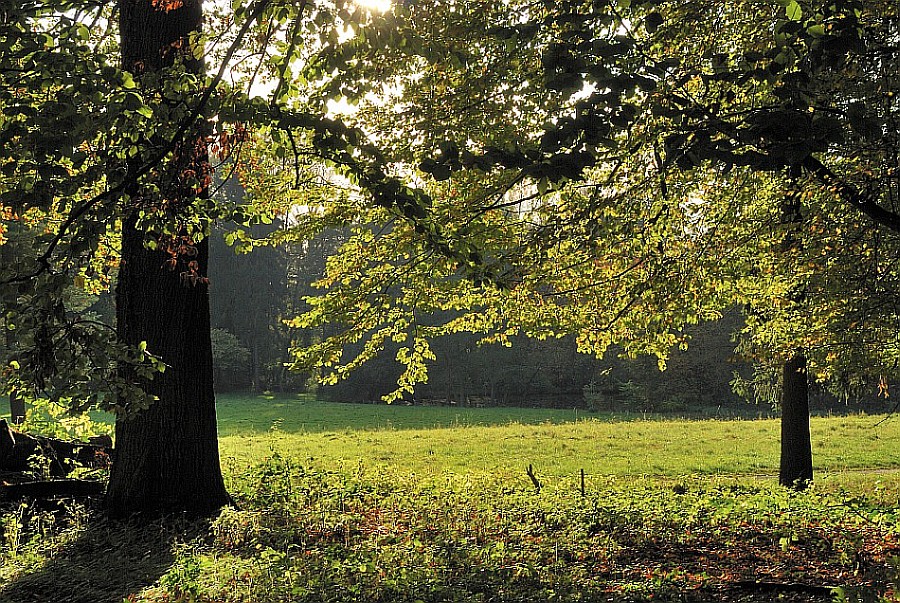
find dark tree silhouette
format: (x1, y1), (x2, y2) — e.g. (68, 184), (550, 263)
(106, 0), (230, 516)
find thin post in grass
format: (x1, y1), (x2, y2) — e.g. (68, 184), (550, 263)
(526, 464), (541, 493)
(580, 468), (585, 496)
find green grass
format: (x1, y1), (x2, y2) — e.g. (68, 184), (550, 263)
(214, 392), (592, 434)
(215, 393), (900, 483)
(6, 391), (900, 487)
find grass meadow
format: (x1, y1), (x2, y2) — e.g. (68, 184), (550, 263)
(216, 394), (900, 488)
(1, 393), (899, 603)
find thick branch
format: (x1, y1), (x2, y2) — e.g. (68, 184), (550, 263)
(803, 155), (900, 234)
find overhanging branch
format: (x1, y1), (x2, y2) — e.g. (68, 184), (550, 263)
(803, 155), (900, 234)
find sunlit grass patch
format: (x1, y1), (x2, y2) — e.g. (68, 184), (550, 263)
(217, 402), (900, 480)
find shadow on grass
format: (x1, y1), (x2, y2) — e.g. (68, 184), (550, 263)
(0, 501), (207, 603)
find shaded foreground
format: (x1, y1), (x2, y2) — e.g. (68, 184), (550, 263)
(1, 459), (898, 602)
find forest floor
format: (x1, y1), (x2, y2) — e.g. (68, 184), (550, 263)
(0, 399), (898, 603)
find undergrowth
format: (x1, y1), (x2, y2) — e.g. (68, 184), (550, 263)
(3, 455), (897, 603)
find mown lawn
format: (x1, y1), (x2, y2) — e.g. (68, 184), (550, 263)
(1, 395), (899, 603)
(216, 393), (900, 485)
(213, 393), (593, 434)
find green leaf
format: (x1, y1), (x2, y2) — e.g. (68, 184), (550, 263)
(784, 1), (802, 21)
(806, 23), (826, 37)
(123, 91), (144, 110)
(644, 12), (664, 34)
(431, 164), (452, 181)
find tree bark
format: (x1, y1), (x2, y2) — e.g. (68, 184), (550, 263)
(8, 390), (25, 425)
(106, 0), (230, 517)
(779, 354), (813, 488)
(2, 237), (26, 425)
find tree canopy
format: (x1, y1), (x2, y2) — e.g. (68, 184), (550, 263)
(4, 0), (896, 402)
(270, 0), (900, 400)
(2, 0), (899, 510)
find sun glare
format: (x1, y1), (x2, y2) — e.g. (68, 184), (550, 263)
(354, 0), (391, 12)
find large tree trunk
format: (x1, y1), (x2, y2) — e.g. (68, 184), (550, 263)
(106, 0), (230, 516)
(779, 354), (813, 488)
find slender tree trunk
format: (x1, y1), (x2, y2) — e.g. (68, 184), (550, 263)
(446, 343), (453, 404)
(250, 319), (260, 391)
(2, 235), (25, 425)
(8, 390), (25, 425)
(106, 0), (230, 516)
(779, 354), (813, 488)
(249, 248), (262, 391)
